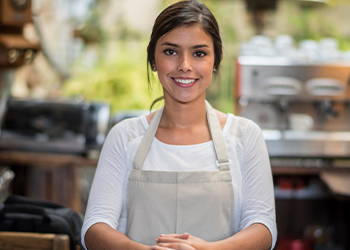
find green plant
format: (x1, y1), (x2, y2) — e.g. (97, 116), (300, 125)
(62, 41), (163, 112)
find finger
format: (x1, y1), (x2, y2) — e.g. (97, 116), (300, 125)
(159, 233), (180, 238)
(152, 245), (174, 250)
(159, 233), (189, 239)
(157, 243), (194, 250)
(157, 243), (175, 249)
(157, 237), (185, 244)
(179, 233), (190, 239)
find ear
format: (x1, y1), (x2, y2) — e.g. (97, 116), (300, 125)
(150, 61), (157, 72)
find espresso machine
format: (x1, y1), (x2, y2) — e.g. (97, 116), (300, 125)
(0, 0), (111, 155)
(235, 36), (350, 167)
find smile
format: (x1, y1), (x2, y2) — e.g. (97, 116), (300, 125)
(172, 78), (198, 85)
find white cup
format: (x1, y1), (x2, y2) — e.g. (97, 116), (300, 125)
(289, 114), (314, 131)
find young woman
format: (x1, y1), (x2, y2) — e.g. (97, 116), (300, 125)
(82, 1), (277, 250)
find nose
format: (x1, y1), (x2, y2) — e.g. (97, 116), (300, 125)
(177, 54), (192, 73)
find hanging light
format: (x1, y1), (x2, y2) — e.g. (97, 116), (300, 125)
(10, 0), (30, 10)
(244, 0), (327, 12)
(241, 0), (328, 34)
(8, 48), (19, 64)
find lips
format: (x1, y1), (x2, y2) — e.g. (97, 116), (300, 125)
(171, 77), (198, 87)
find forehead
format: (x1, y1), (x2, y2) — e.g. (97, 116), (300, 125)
(157, 24), (214, 48)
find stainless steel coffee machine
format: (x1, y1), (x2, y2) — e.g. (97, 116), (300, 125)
(0, 98), (110, 154)
(236, 54), (350, 167)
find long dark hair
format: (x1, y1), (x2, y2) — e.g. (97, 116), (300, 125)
(147, 0), (223, 111)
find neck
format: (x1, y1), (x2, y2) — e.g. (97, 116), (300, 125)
(161, 97), (207, 129)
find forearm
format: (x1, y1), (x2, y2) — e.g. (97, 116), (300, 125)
(203, 223), (272, 250)
(85, 223), (152, 250)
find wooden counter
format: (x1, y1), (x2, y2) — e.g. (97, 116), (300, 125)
(272, 166), (350, 175)
(0, 150), (98, 212)
(0, 151), (98, 168)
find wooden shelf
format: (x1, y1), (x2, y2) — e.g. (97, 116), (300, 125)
(0, 150), (99, 212)
(0, 150), (98, 168)
(272, 166), (350, 175)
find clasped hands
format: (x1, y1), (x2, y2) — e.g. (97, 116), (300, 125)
(152, 233), (208, 250)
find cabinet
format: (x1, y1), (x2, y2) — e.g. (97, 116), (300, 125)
(272, 167), (350, 250)
(0, 150), (98, 213)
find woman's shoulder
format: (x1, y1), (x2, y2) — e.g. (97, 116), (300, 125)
(214, 109), (228, 130)
(224, 113), (262, 141)
(108, 115), (148, 142)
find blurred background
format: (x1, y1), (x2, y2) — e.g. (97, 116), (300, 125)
(4, 0), (350, 113)
(1, 0), (350, 249)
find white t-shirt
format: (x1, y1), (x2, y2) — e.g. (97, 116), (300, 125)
(82, 113), (277, 249)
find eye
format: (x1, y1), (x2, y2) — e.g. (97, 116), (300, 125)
(164, 49), (177, 56)
(194, 51), (207, 58)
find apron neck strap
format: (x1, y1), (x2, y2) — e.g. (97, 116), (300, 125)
(133, 105), (164, 170)
(205, 100), (230, 171)
(133, 101), (230, 171)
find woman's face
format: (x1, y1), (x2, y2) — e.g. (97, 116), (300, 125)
(154, 24), (215, 104)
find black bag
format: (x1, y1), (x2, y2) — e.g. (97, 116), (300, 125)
(0, 195), (83, 250)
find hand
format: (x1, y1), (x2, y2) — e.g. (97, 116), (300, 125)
(152, 233), (208, 250)
(152, 243), (196, 250)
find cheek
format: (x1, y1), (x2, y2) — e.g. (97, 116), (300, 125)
(157, 64), (169, 79)
(197, 62), (214, 77)
(156, 62), (171, 85)
(156, 57), (174, 75)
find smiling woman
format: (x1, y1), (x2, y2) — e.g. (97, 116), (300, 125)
(81, 1), (277, 250)
(154, 24), (215, 105)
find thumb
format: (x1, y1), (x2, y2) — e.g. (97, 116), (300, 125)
(180, 233), (190, 239)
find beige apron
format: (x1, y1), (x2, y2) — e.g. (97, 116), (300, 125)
(126, 101), (234, 245)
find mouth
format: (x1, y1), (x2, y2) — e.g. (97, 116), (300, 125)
(171, 77), (198, 86)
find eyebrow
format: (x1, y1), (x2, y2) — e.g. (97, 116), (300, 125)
(161, 42), (209, 49)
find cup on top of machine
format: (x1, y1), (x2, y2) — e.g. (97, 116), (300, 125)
(288, 114), (314, 131)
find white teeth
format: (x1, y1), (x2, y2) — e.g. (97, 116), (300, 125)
(174, 78), (196, 84)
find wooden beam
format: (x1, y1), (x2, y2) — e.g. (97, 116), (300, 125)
(0, 232), (70, 250)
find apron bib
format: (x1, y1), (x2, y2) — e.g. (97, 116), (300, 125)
(126, 101), (234, 245)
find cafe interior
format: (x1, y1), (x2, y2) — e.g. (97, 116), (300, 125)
(0, 0), (350, 249)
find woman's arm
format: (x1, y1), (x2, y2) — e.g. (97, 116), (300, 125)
(207, 223), (271, 250)
(239, 121), (276, 248)
(154, 223), (271, 250)
(85, 223), (153, 250)
(81, 121), (134, 249)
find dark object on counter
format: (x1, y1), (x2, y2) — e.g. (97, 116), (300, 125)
(277, 237), (314, 250)
(0, 98), (110, 154)
(0, 167), (14, 203)
(0, 195), (83, 250)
